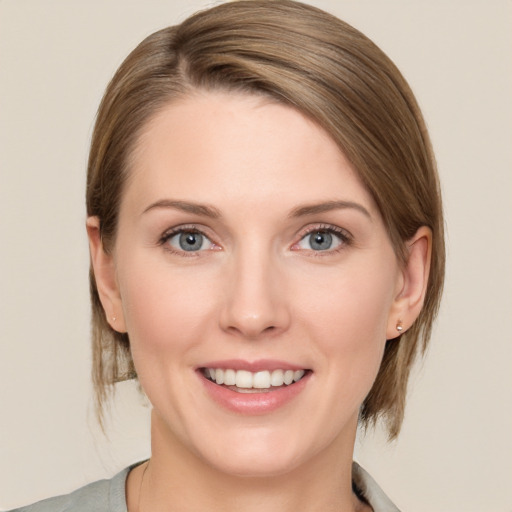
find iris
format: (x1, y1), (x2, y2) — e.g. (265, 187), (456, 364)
(179, 232), (204, 251)
(309, 231), (333, 251)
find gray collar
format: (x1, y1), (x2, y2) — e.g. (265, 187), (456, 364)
(352, 462), (401, 512)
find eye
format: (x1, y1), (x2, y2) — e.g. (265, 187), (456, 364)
(163, 229), (215, 253)
(294, 227), (349, 252)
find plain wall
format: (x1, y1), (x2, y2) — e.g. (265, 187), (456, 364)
(1, 0), (511, 510)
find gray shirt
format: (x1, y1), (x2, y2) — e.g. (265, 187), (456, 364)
(9, 462), (400, 512)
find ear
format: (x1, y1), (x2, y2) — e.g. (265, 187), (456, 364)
(86, 216), (127, 333)
(386, 226), (432, 339)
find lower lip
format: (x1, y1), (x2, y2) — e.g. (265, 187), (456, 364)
(198, 371), (310, 415)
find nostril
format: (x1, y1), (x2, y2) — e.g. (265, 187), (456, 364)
(219, 286), (291, 339)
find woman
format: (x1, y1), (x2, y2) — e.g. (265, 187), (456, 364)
(11, 0), (444, 510)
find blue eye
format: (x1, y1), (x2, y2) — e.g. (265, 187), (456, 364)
(296, 229), (345, 251)
(309, 231), (333, 250)
(165, 231), (212, 252)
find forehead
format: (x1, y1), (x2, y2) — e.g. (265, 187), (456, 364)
(124, 91), (378, 217)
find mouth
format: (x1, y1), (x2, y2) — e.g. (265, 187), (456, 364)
(201, 367), (309, 393)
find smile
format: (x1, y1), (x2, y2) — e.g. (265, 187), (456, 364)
(203, 368), (307, 393)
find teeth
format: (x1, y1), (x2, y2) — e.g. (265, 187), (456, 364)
(270, 369), (284, 386)
(283, 370), (294, 385)
(235, 370), (253, 389)
(215, 368), (224, 385)
(224, 368), (236, 386)
(253, 371), (270, 389)
(294, 370), (305, 381)
(204, 368), (306, 389)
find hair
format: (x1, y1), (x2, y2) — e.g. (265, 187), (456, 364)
(86, 0), (444, 438)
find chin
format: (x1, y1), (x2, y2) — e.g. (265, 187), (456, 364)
(191, 425), (314, 479)
(206, 450), (303, 479)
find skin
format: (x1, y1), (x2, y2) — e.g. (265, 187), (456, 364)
(88, 91), (431, 512)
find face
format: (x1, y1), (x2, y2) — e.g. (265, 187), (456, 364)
(108, 92), (403, 477)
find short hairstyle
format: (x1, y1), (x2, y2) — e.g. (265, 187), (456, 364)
(86, 0), (445, 438)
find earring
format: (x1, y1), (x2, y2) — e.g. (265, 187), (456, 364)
(396, 320), (404, 332)
(112, 316), (117, 323)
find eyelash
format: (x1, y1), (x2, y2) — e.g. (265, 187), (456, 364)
(158, 223), (353, 256)
(158, 225), (217, 257)
(293, 224), (353, 255)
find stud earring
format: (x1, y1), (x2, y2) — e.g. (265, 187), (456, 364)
(112, 316), (117, 323)
(396, 320), (404, 332)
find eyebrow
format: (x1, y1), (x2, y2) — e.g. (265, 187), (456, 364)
(142, 199), (221, 218)
(142, 199), (371, 220)
(288, 200), (372, 219)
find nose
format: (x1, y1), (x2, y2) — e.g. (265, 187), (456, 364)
(219, 246), (291, 340)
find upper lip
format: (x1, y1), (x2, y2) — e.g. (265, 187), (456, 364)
(198, 359), (308, 372)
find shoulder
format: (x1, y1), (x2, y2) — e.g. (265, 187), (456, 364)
(7, 466), (132, 512)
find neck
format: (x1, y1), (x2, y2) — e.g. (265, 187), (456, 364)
(127, 410), (367, 512)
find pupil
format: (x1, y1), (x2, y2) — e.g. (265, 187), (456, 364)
(179, 232), (203, 251)
(310, 231), (332, 250)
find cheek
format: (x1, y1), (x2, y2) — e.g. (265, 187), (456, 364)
(117, 256), (217, 357)
(299, 260), (396, 383)
(302, 263), (394, 339)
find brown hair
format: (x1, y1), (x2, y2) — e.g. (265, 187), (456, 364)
(86, 0), (444, 438)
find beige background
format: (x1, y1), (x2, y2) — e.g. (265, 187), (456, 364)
(1, 0), (511, 510)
